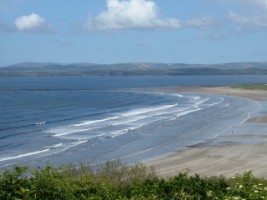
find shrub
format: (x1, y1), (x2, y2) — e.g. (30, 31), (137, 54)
(0, 162), (267, 199)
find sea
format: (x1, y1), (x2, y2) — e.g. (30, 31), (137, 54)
(0, 75), (267, 169)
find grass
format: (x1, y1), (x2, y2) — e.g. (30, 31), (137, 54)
(1, 160), (267, 200)
(232, 83), (267, 90)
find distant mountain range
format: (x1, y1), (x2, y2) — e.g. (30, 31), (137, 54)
(0, 62), (267, 76)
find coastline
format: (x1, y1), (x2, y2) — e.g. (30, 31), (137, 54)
(145, 86), (267, 178)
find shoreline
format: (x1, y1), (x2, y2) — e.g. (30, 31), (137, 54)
(143, 86), (267, 101)
(145, 86), (267, 178)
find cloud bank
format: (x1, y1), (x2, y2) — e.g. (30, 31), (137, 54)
(15, 13), (55, 33)
(84, 0), (181, 31)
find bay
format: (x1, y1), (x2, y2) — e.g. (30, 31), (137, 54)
(0, 75), (266, 169)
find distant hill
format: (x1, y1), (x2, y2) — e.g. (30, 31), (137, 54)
(0, 62), (267, 76)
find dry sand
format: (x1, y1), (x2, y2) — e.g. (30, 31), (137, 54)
(145, 86), (267, 178)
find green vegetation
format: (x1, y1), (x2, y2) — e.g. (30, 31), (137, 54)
(1, 161), (267, 199)
(232, 84), (267, 90)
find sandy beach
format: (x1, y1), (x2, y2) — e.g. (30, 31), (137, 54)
(145, 86), (267, 178)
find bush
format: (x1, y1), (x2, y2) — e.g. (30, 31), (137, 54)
(0, 162), (267, 200)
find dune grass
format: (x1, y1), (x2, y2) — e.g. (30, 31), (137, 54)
(232, 83), (267, 90)
(1, 160), (267, 199)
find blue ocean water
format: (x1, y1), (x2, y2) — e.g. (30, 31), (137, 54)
(0, 76), (266, 169)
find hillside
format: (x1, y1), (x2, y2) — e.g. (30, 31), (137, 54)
(0, 62), (267, 76)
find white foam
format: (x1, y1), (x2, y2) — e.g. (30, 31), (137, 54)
(35, 121), (46, 125)
(172, 94), (184, 98)
(194, 98), (209, 107)
(0, 149), (50, 162)
(49, 104), (181, 138)
(52, 128), (94, 137)
(221, 103), (230, 108)
(119, 106), (189, 124)
(109, 115), (175, 138)
(50, 104), (196, 139)
(176, 108), (201, 118)
(121, 104), (177, 117)
(51, 143), (63, 148)
(61, 140), (87, 151)
(110, 129), (129, 137)
(65, 133), (107, 140)
(74, 116), (119, 127)
(49, 96), (222, 142)
(202, 98), (224, 107)
(110, 115), (149, 126)
(36, 140), (88, 159)
(189, 96), (200, 100)
(159, 107), (189, 115)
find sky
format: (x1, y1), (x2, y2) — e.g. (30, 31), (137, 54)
(0, 0), (267, 66)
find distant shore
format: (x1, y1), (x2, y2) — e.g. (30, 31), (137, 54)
(145, 86), (267, 178)
(144, 86), (267, 100)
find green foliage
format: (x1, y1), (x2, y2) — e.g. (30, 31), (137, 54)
(224, 171), (267, 200)
(232, 84), (267, 90)
(0, 166), (29, 200)
(1, 162), (267, 200)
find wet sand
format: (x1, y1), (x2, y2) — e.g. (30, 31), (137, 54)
(145, 86), (267, 178)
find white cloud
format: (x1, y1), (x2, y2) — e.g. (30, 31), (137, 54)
(228, 10), (267, 28)
(84, 0), (180, 31)
(15, 13), (55, 33)
(218, 0), (267, 31)
(242, 0), (267, 8)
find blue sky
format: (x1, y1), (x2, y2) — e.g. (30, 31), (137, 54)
(0, 0), (267, 66)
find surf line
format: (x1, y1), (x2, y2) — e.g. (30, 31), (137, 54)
(0, 149), (50, 162)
